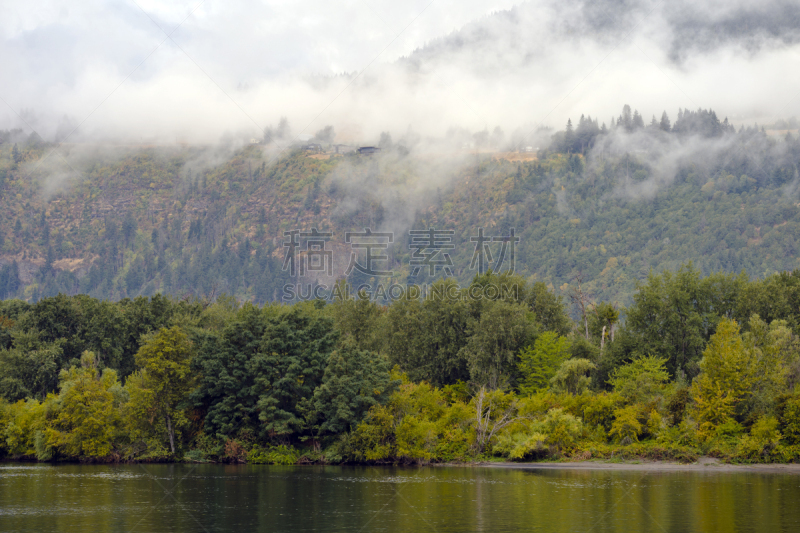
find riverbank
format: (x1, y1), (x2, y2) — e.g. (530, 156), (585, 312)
(6, 454), (800, 473)
(479, 457), (800, 474)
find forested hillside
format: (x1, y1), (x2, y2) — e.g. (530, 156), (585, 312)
(0, 106), (799, 306)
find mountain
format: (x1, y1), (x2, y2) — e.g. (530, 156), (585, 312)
(1, 108), (799, 307)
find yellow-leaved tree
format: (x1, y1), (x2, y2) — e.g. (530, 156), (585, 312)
(691, 319), (755, 439)
(42, 351), (124, 460)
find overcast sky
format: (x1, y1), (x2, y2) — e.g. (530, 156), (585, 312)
(2, 0), (799, 143)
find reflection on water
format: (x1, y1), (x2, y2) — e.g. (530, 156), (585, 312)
(1, 463), (799, 532)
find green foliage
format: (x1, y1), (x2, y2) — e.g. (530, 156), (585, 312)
(737, 416), (782, 460)
(776, 393), (800, 445)
(350, 376), (473, 463)
(471, 387), (520, 454)
(42, 353), (124, 460)
(2, 397), (47, 457)
(692, 378), (736, 440)
(460, 299), (536, 389)
(0, 330), (63, 401)
(328, 292), (387, 353)
(305, 340), (399, 434)
(191, 304), (337, 441)
(666, 387), (691, 425)
(623, 265), (746, 378)
(0, 293), (184, 402)
(385, 278), (471, 386)
(517, 332), (570, 394)
(247, 444), (300, 465)
(190, 303), (274, 438)
(495, 400), (584, 459)
(690, 318), (773, 439)
(525, 282), (572, 337)
(493, 431), (548, 460)
(536, 408), (583, 451)
(608, 356), (670, 403)
(697, 319), (755, 401)
(589, 302), (620, 341)
(124, 326), (194, 456)
(349, 405), (397, 462)
(253, 307), (338, 436)
(610, 405), (643, 444)
(741, 315), (800, 418)
(550, 358), (595, 395)
(4, 261), (800, 464)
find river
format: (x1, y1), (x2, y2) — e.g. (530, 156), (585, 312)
(1, 463), (798, 532)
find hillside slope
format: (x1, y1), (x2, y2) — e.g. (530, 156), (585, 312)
(1, 124), (799, 307)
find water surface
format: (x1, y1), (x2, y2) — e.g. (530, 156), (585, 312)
(1, 463), (798, 532)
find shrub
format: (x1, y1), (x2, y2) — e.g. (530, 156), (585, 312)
(248, 444), (300, 465)
(777, 393), (800, 445)
(666, 387), (691, 425)
(550, 359), (595, 395)
(609, 405), (642, 444)
(349, 405), (396, 461)
(581, 392), (621, 431)
(608, 356), (670, 404)
(396, 415), (440, 462)
(535, 408), (582, 451)
(494, 431), (549, 460)
(516, 392), (558, 418)
(223, 439), (248, 463)
(737, 416), (782, 461)
(646, 409), (664, 438)
(715, 419), (745, 439)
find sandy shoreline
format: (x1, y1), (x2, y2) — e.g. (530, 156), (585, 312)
(476, 458), (800, 474)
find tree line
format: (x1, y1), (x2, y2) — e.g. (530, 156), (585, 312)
(551, 104), (742, 155)
(2, 265), (800, 463)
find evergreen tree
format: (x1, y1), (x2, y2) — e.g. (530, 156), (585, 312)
(659, 111), (671, 131)
(122, 211), (138, 248)
(632, 110), (645, 130)
(564, 119), (575, 152)
(621, 105), (633, 131)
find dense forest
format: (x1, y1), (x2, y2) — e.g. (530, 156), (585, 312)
(0, 105), (799, 307)
(2, 265), (800, 464)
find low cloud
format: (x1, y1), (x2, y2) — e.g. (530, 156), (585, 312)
(0, 0), (798, 145)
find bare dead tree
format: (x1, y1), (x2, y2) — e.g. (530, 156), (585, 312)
(601, 325), (607, 351)
(473, 387), (524, 454)
(591, 301), (620, 351)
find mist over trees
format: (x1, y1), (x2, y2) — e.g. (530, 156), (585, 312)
(1, 98), (800, 465)
(549, 105), (740, 155)
(0, 104), (799, 308)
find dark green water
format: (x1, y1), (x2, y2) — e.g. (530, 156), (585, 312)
(1, 463), (799, 532)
